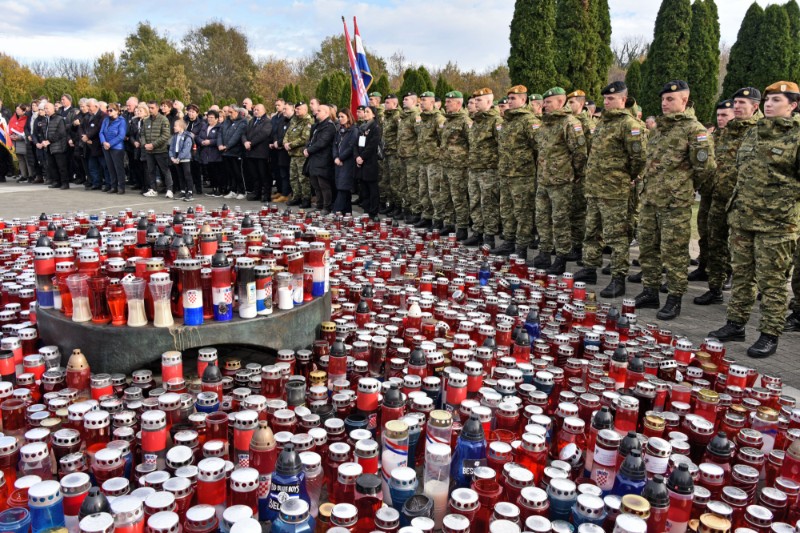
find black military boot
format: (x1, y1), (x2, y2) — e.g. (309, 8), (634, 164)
(455, 228), (469, 242)
(656, 294), (682, 320)
(547, 255), (568, 275)
(600, 276), (626, 298)
(532, 252), (551, 269)
(634, 288), (660, 309)
(515, 246), (528, 260)
(490, 241), (515, 256)
(747, 333), (779, 358)
(565, 246), (582, 262)
(627, 271), (643, 283)
(694, 288), (723, 306)
(602, 264), (612, 275)
(708, 321), (746, 342)
(300, 199), (312, 209)
(414, 218), (432, 229)
(659, 282), (668, 294)
(573, 268), (597, 284)
(687, 267), (708, 282)
(528, 234), (540, 250)
(441, 224), (456, 236)
(431, 219), (443, 230)
(785, 312), (800, 332)
(461, 232), (482, 246)
(405, 212), (418, 224)
(483, 234), (496, 248)
(723, 273), (733, 290)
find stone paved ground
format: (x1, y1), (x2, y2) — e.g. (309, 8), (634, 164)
(2, 181), (798, 396)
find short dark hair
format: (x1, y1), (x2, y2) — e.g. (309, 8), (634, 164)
(160, 99), (173, 107)
(147, 101), (158, 107)
(61, 93), (73, 103)
(207, 110), (220, 119)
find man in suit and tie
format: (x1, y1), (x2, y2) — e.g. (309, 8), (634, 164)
(242, 103), (272, 201)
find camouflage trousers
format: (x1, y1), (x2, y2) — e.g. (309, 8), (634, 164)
(570, 178), (587, 250)
(790, 237), (800, 313)
(582, 197), (630, 277)
(472, 169), (499, 236)
(498, 175), (534, 247)
(696, 186), (713, 268)
(379, 158), (388, 203)
(384, 154), (401, 207)
(536, 183), (572, 255)
(638, 204), (691, 296)
(439, 167), (469, 228)
(399, 157), (420, 213)
(706, 195), (732, 290)
(289, 157), (311, 200)
(628, 181), (641, 243)
(419, 162), (440, 220)
(726, 227), (796, 337)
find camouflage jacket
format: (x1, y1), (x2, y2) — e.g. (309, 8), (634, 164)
(711, 111), (761, 203)
(468, 107), (502, 170)
(383, 108), (402, 155)
(416, 109), (446, 164)
(534, 105), (587, 187)
(729, 114), (800, 234)
(439, 109), (471, 168)
(284, 114), (313, 157)
(498, 106), (539, 178)
(585, 108), (647, 200)
(640, 108), (716, 209)
(397, 107), (421, 158)
(576, 110), (597, 151)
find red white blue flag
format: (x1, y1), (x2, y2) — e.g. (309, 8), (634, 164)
(353, 17), (373, 92)
(342, 16), (369, 115)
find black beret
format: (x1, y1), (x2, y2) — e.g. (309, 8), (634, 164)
(716, 99), (733, 110)
(659, 80), (690, 96)
(403, 92), (417, 98)
(385, 94), (398, 100)
(601, 81), (627, 95)
(356, 105), (368, 111)
(731, 87), (761, 101)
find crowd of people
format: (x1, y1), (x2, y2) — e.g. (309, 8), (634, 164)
(2, 77), (800, 359)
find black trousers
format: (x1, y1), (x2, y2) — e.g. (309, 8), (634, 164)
(175, 161), (193, 194)
(224, 157), (244, 194)
(362, 180), (379, 217)
(46, 151), (68, 186)
(191, 159), (202, 194)
(205, 162), (223, 191)
(244, 158), (269, 196)
(309, 174), (333, 210)
(278, 165), (290, 195)
(145, 152), (172, 191)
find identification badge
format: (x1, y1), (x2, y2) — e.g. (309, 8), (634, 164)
(359, 136), (366, 147)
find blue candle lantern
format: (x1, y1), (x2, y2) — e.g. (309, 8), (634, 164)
(28, 480), (66, 533)
(546, 477), (578, 523)
(388, 466), (417, 513)
(0, 508), (31, 533)
(195, 391), (220, 413)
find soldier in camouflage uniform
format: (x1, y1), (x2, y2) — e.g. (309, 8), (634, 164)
(710, 81), (800, 358)
(530, 87), (588, 274)
(529, 94), (544, 118)
(438, 91), (472, 240)
(626, 98), (647, 254)
(464, 88), (502, 248)
(283, 102), (314, 207)
(491, 85), (539, 257)
(694, 89), (762, 306)
(634, 80), (716, 320)
(370, 92), (389, 212)
(566, 90), (596, 260)
(573, 81), (646, 298)
(397, 93), (422, 223)
(413, 91), (445, 230)
(788, 241), (800, 331)
(381, 95), (403, 218)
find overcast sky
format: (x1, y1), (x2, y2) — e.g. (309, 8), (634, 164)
(0, 0), (786, 71)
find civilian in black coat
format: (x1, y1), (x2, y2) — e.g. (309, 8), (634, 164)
(269, 100), (286, 200)
(355, 106), (383, 219)
(332, 109), (358, 214)
(272, 108), (292, 200)
(183, 104), (205, 194)
(38, 103), (69, 189)
(304, 104), (336, 212)
(242, 104), (273, 201)
(81, 99), (108, 189)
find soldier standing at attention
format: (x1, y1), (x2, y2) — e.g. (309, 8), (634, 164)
(694, 89), (761, 306)
(369, 92), (389, 214)
(463, 88), (502, 248)
(397, 93), (421, 224)
(574, 81), (647, 298)
(566, 90), (596, 261)
(438, 91), (472, 240)
(284, 102), (314, 208)
(382, 95), (403, 219)
(492, 85), (539, 257)
(634, 80), (716, 320)
(710, 81), (800, 358)
(413, 91), (445, 230)
(529, 94), (544, 118)
(531, 87), (588, 274)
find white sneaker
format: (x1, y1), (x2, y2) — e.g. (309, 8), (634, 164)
(224, 191), (236, 199)
(166, 190), (173, 199)
(236, 193), (246, 200)
(143, 189), (157, 197)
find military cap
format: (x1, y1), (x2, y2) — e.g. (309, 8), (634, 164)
(543, 87), (567, 98)
(356, 105), (368, 111)
(659, 80), (690, 96)
(716, 99), (733, 110)
(731, 87), (761, 101)
(602, 81), (627, 95)
(507, 85), (528, 95)
(472, 88), (493, 97)
(764, 81), (800, 95)
(385, 94), (398, 100)
(566, 89), (586, 99)
(586, 100), (595, 107)
(420, 91), (435, 98)
(529, 94), (543, 102)
(403, 92), (417, 98)
(445, 91), (463, 99)
(499, 97), (509, 105)
(186, 103), (200, 112)
(369, 92), (382, 98)
(294, 101), (307, 107)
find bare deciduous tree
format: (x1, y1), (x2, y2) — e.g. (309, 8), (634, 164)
(612, 35), (650, 68)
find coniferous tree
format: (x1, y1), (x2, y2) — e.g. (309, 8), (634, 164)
(555, 0), (597, 93)
(508, 0), (558, 92)
(592, 0), (614, 93)
(687, 0), (720, 123)
(399, 69), (426, 96)
(625, 59), (643, 100)
(434, 75), (454, 98)
(722, 2), (764, 96)
(784, 0), (800, 82)
(752, 4), (792, 91)
(417, 67), (435, 92)
(641, 0), (693, 116)
(372, 74), (391, 97)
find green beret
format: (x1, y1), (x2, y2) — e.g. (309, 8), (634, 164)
(543, 87), (566, 98)
(445, 91), (463, 99)
(420, 91), (435, 98)
(369, 92), (382, 98)
(529, 94), (544, 102)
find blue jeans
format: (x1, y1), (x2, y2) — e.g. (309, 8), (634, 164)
(87, 156), (102, 187)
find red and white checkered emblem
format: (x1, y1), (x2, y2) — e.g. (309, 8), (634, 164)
(257, 476), (271, 498)
(595, 469), (609, 486)
(238, 453), (249, 468)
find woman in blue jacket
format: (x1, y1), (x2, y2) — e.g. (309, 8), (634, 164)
(99, 103), (127, 194)
(332, 109), (358, 214)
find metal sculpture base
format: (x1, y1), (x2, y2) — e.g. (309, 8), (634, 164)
(37, 293), (331, 375)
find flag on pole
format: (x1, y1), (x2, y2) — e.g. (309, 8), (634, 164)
(353, 17), (373, 92)
(342, 16), (369, 115)
(0, 117), (14, 156)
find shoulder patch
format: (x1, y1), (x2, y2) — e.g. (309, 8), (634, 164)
(574, 124), (583, 132)
(415, 116), (422, 123)
(577, 136), (585, 146)
(532, 124), (540, 129)
(771, 147), (784, 156)
(696, 149), (708, 162)
(631, 129), (640, 136)
(496, 125), (502, 131)
(696, 133), (708, 142)
(439, 124), (444, 129)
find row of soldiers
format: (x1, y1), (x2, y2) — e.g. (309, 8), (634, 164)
(372, 79), (800, 359)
